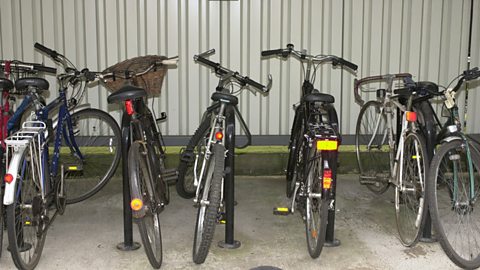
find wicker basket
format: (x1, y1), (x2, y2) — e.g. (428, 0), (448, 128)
(102, 55), (168, 96)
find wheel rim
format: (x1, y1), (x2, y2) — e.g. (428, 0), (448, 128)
(305, 149), (325, 255)
(434, 144), (480, 264)
(356, 102), (390, 193)
(194, 154), (215, 255)
(396, 135), (426, 246)
(185, 136), (208, 196)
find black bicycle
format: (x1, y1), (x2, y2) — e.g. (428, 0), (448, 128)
(176, 49), (271, 264)
(262, 44), (357, 258)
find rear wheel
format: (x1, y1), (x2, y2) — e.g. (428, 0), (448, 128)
(6, 148), (47, 270)
(395, 132), (428, 246)
(192, 144), (224, 264)
(355, 100), (391, 194)
(428, 140), (480, 269)
(304, 146), (328, 258)
(61, 108), (121, 204)
(176, 117), (211, 199)
(129, 141), (163, 269)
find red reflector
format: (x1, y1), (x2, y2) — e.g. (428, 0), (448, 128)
(4, 173), (13, 184)
(130, 198), (143, 211)
(323, 169), (332, 189)
(215, 131), (223, 141)
(125, 100), (135, 115)
(406, 111), (417, 122)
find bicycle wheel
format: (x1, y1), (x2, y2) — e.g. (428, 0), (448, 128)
(6, 149), (47, 270)
(0, 184), (4, 258)
(286, 106), (304, 198)
(395, 132), (428, 247)
(428, 139), (480, 269)
(176, 117), (211, 199)
(304, 146), (328, 258)
(193, 143), (224, 264)
(61, 108), (121, 204)
(129, 141), (162, 268)
(355, 100), (391, 194)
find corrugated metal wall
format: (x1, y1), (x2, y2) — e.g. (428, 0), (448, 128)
(0, 0), (478, 136)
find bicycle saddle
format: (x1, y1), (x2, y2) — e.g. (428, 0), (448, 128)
(0, 78), (14, 91)
(15, 77), (49, 92)
(211, 92), (238, 105)
(303, 91), (335, 104)
(107, 84), (147, 103)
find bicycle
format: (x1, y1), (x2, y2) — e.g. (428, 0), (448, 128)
(175, 49), (270, 264)
(0, 60), (56, 259)
(426, 67), (480, 269)
(106, 55), (178, 269)
(354, 73), (431, 247)
(31, 43), (122, 204)
(262, 44), (357, 258)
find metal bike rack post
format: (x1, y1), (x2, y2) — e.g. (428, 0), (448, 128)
(325, 151), (340, 247)
(218, 106), (241, 249)
(117, 113), (141, 251)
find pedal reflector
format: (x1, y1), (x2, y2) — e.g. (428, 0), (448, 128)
(273, 207), (291, 215)
(68, 166), (78, 171)
(317, 140), (338, 151)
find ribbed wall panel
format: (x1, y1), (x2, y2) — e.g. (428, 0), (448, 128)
(0, 0), (478, 136)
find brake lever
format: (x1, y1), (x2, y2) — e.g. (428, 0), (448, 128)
(264, 74), (273, 92)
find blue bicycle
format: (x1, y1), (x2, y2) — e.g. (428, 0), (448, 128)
(3, 43), (121, 269)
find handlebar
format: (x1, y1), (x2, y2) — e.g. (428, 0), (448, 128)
(0, 60), (57, 74)
(194, 49), (272, 93)
(34, 42), (60, 60)
(261, 43), (358, 71)
(353, 73), (412, 106)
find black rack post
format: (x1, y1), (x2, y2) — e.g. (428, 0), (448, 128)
(325, 151), (340, 247)
(218, 106), (240, 249)
(117, 113), (141, 251)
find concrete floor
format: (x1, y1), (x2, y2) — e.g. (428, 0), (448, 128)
(0, 175), (459, 270)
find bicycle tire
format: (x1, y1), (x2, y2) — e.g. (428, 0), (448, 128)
(395, 132), (428, 247)
(61, 108), (121, 204)
(192, 143), (224, 264)
(176, 117), (211, 199)
(427, 139), (480, 269)
(286, 106), (304, 198)
(304, 147), (329, 258)
(129, 141), (163, 268)
(6, 149), (47, 270)
(355, 100), (391, 194)
(0, 183), (3, 258)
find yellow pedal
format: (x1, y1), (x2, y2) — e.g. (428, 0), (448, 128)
(273, 207), (291, 215)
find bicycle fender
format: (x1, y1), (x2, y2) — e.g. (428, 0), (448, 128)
(441, 136), (463, 144)
(3, 147), (28, 205)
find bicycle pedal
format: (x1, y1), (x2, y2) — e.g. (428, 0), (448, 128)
(217, 212), (226, 224)
(273, 207), (291, 216)
(162, 168), (178, 177)
(64, 163), (83, 172)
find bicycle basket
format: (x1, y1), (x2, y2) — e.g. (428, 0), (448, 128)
(102, 55), (168, 96)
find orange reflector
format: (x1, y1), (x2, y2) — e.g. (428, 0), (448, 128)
(323, 169), (332, 189)
(4, 173), (13, 184)
(311, 229), (318, 238)
(406, 111), (417, 122)
(125, 100), (135, 115)
(317, 140), (338, 151)
(215, 131), (223, 141)
(130, 198), (143, 211)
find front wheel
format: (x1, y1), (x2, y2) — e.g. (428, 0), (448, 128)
(427, 139), (480, 269)
(62, 108), (121, 204)
(395, 132), (428, 247)
(304, 146), (329, 258)
(355, 100), (391, 194)
(129, 141), (163, 269)
(193, 143), (225, 264)
(6, 148), (47, 270)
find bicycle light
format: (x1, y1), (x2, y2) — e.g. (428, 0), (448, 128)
(323, 169), (332, 189)
(125, 100), (135, 115)
(4, 173), (13, 184)
(406, 111), (417, 122)
(316, 140), (338, 151)
(130, 198), (143, 211)
(215, 131), (223, 141)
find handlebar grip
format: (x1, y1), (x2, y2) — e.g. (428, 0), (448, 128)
(261, 49), (284, 57)
(244, 76), (266, 92)
(335, 57), (358, 71)
(194, 55), (219, 69)
(34, 42), (59, 59)
(464, 67), (480, 81)
(33, 64), (57, 74)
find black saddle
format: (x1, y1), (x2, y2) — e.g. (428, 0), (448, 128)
(0, 78), (14, 91)
(107, 85), (147, 103)
(303, 92), (335, 104)
(15, 77), (49, 92)
(211, 92), (238, 105)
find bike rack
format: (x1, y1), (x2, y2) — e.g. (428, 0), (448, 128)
(117, 113), (141, 251)
(218, 106), (241, 249)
